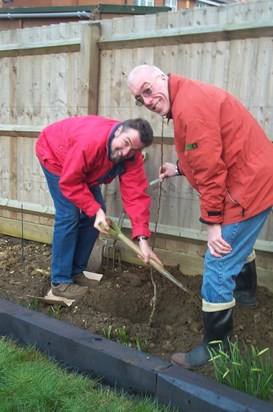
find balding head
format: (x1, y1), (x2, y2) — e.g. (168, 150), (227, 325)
(127, 65), (170, 117)
(128, 65), (166, 88)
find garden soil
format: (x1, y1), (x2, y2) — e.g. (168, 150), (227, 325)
(1, 233), (273, 385)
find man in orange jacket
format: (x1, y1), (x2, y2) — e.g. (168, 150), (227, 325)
(36, 116), (162, 300)
(128, 64), (273, 368)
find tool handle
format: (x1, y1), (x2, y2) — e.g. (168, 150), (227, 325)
(99, 218), (193, 295)
(116, 231), (191, 293)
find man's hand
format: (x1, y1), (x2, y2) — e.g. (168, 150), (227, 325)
(94, 208), (110, 234)
(138, 238), (163, 266)
(207, 224), (232, 258)
(159, 162), (176, 180)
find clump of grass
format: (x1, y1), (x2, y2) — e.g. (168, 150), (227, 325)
(30, 297), (41, 311)
(103, 325), (149, 353)
(115, 325), (131, 346)
(21, 298), (40, 311)
(135, 336), (149, 353)
(209, 337), (273, 401)
(102, 325), (113, 340)
(47, 304), (62, 319)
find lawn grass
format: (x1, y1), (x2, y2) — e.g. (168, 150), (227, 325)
(0, 337), (175, 412)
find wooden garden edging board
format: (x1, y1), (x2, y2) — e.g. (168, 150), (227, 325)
(0, 297), (272, 412)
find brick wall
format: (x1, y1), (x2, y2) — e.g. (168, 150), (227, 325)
(0, 0), (196, 9)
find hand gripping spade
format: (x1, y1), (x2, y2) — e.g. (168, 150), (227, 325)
(100, 217), (197, 299)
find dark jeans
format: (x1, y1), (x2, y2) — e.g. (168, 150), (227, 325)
(41, 164), (106, 284)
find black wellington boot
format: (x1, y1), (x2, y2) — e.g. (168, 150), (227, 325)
(171, 304), (233, 369)
(234, 256), (257, 306)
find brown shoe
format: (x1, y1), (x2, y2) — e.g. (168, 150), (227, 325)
(73, 272), (98, 288)
(51, 282), (88, 299)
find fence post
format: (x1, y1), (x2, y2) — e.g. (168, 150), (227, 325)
(78, 22), (101, 115)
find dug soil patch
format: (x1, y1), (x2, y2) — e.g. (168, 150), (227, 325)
(1, 234), (273, 383)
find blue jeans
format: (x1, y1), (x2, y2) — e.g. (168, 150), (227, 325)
(41, 165), (106, 284)
(202, 207), (272, 303)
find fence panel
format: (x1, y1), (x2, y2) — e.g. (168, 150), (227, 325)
(1, 2), (273, 278)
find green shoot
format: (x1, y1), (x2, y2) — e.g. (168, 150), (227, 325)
(209, 337), (273, 401)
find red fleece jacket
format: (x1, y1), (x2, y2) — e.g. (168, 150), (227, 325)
(169, 74), (273, 224)
(36, 115), (151, 239)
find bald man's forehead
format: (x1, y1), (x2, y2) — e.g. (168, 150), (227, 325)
(129, 68), (154, 86)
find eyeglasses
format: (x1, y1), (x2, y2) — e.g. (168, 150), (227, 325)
(134, 75), (161, 107)
(135, 84), (153, 107)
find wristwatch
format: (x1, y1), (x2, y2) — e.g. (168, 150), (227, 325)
(175, 160), (182, 176)
(138, 236), (148, 241)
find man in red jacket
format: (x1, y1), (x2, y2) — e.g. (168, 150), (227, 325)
(36, 116), (162, 300)
(128, 64), (273, 368)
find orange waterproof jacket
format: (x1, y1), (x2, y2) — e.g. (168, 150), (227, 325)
(169, 74), (273, 225)
(36, 115), (151, 239)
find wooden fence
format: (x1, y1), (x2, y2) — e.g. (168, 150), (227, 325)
(0, 0), (273, 288)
